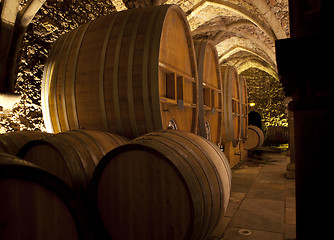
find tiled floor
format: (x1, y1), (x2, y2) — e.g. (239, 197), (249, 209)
(210, 150), (296, 240)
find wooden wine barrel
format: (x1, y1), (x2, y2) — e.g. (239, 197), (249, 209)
(244, 125), (264, 150)
(0, 131), (50, 155)
(18, 130), (127, 198)
(42, 4), (198, 139)
(194, 40), (223, 146)
(221, 66), (241, 147)
(91, 130), (231, 240)
(239, 76), (248, 142)
(266, 126), (289, 145)
(0, 152), (90, 240)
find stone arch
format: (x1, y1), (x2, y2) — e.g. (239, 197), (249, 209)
(214, 31), (275, 67)
(236, 59), (278, 80)
(186, 0), (277, 41)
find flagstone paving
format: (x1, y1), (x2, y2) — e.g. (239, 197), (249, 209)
(209, 151), (296, 240)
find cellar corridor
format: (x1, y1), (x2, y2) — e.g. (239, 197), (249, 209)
(214, 150), (295, 240)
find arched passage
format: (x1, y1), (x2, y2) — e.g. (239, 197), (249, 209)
(248, 111), (262, 129)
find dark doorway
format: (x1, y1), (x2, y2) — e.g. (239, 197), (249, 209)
(248, 111), (262, 129)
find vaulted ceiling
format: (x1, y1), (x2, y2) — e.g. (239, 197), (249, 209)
(170, 0), (289, 80)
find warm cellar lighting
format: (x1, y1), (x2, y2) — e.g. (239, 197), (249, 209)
(0, 93), (21, 111)
(249, 102), (256, 107)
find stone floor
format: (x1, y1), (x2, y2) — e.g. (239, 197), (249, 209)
(210, 150), (296, 240)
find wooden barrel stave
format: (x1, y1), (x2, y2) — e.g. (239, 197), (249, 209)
(138, 132), (216, 237)
(0, 153), (90, 240)
(18, 130), (127, 198)
(20, 137), (87, 194)
(133, 137), (206, 239)
(0, 131), (50, 155)
(0, 133), (26, 154)
(95, 143), (197, 239)
(194, 40), (223, 146)
(159, 6), (198, 134)
(55, 133), (97, 191)
(239, 76), (248, 142)
(155, 130), (231, 210)
(221, 66), (241, 147)
(135, 130), (231, 237)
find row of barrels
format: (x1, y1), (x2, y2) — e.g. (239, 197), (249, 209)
(0, 129), (231, 240)
(244, 125), (289, 150)
(266, 126), (289, 145)
(41, 4), (248, 148)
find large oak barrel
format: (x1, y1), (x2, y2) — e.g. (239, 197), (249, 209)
(42, 4), (198, 139)
(0, 131), (50, 155)
(194, 40), (223, 146)
(221, 66), (241, 147)
(0, 152), (90, 240)
(245, 125), (264, 150)
(91, 130), (231, 240)
(18, 130), (127, 198)
(239, 76), (248, 142)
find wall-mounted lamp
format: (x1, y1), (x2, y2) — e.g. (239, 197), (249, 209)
(249, 102), (256, 107)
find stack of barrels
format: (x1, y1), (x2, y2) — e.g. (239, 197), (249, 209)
(0, 130), (128, 240)
(0, 5), (238, 240)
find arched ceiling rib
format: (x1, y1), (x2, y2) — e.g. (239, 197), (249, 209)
(218, 46), (272, 66)
(236, 60), (279, 79)
(166, 0), (289, 79)
(186, 0), (277, 41)
(214, 30), (276, 67)
(246, 0), (288, 39)
(192, 19), (255, 35)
